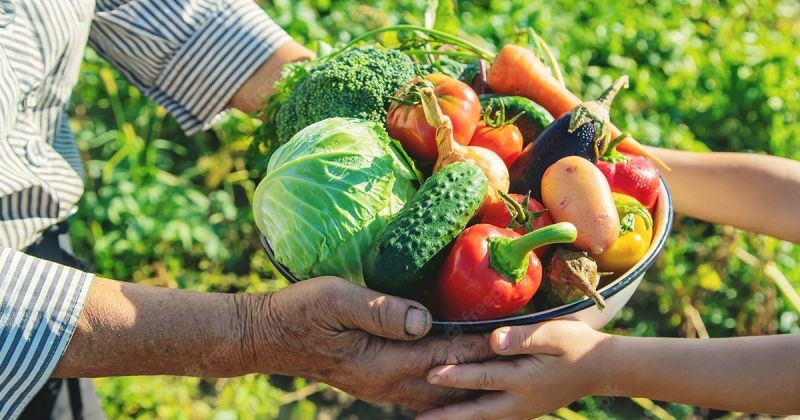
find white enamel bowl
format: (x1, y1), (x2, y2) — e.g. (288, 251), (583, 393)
(260, 177), (673, 334)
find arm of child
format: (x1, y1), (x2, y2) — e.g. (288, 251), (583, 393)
(645, 147), (800, 243)
(418, 320), (800, 419)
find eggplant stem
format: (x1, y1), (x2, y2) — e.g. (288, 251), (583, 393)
(568, 75), (630, 158)
(597, 75), (630, 108)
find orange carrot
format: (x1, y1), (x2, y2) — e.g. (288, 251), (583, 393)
(487, 44), (670, 171)
(488, 45), (580, 118)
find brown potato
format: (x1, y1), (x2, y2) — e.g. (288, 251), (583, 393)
(541, 156), (620, 254)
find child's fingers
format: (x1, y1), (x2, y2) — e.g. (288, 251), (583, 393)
(426, 362), (517, 391)
(416, 391), (515, 420)
(491, 322), (566, 356)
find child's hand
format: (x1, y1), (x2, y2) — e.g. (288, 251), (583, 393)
(417, 320), (612, 420)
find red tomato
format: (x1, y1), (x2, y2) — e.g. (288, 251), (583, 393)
(596, 153), (661, 212)
(435, 224), (542, 321)
(479, 193), (553, 257)
(387, 73), (481, 161)
(469, 121), (523, 167)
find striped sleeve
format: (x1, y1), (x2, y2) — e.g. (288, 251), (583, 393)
(88, 0), (290, 134)
(0, 246), (93, 419)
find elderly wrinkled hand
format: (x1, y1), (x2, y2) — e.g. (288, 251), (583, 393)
(247, 276), (495, 411)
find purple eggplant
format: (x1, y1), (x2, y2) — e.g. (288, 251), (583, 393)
(508, 76), (629, 201)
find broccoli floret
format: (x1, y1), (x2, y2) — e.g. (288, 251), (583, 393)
(275, 47), (416, 144)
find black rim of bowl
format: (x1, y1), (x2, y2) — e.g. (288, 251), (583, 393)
(259, 177), (674, 334)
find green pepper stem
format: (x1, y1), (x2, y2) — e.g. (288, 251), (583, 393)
(489, 222), (578, 283)
(600, 133), (632, 163)
(615, 200), (654, 230)
(506, 222), (578, 261)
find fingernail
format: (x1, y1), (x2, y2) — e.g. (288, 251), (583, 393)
(405, 308), (429, 336)
(496, 327), (510, 351)
(428, 375), (441, 385)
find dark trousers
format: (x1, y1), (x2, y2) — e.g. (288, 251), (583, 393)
(19, 224), (105, 420)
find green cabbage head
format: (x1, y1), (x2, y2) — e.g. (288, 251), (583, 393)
(253, 117), (421, 284)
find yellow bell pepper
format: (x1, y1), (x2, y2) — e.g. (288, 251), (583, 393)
(594, 193), (654, 274)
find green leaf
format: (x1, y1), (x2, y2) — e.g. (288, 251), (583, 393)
(424, 0), (459, 35)
(434, 0), (459, 35)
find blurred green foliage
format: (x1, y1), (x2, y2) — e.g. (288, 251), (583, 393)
(67, 0), (799, 417)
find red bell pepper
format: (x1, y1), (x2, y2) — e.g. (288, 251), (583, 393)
(434, 222), (577, 321)
(596, 135), (661, 212)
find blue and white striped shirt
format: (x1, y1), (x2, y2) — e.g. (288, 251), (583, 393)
(0, 0), (288, 417)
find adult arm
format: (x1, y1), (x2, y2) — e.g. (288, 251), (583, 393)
(52, 276), (250, 378)
(89, 0), (312, 134)
(0, 247), (93, 418)
(417, 321), (800, 419)
(52, 274), (493, 411)
(228, 40), (314, 113)
(645, 147), (800, 243)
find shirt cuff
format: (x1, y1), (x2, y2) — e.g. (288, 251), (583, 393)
(150, 0), (290, 135)
(0, 247), (93, 418)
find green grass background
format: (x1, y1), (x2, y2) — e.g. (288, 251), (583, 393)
(67, 0), (800, 418)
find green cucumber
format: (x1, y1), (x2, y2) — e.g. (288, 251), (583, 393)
(479, 94), (554, 144)
(364, 162), (488, 297)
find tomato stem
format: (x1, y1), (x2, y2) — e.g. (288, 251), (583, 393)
(488, 222), (577, 283)
(483, 99), (525, 129)
(499, 191), (548, 232)
(498, 190), (527, 225)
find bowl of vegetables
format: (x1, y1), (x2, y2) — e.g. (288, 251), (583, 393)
(253, 24), (673, 333)
(258, 178), (671, 334)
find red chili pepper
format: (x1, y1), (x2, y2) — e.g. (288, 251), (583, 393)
(435, 222), (577, 321)
(597, 135), (661, 211)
